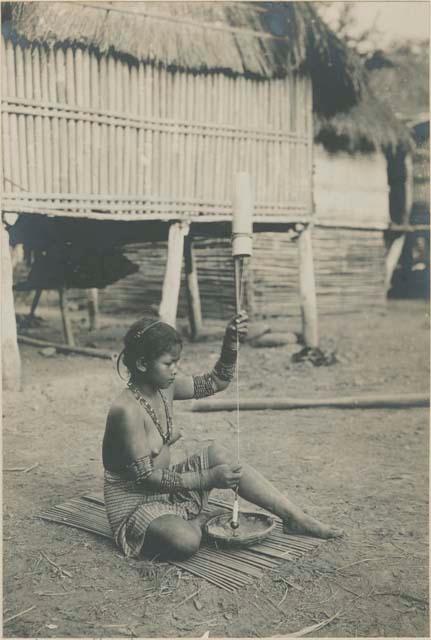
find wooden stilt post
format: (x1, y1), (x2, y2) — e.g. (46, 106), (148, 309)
(159, 222), (189, 327)
(58, 288), (75, 346)
(1, 222), (21, 390)
(184, 234), (203, 340)
(29, 289), (42, 318)
(385, 234), (406, 293)
(87, 288), (100, 331)
(297, 224), (319, 348)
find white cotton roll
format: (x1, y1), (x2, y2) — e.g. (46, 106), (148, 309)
(232, 498), (239, 524)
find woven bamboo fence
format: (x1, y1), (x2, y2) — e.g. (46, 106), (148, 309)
(1, 35), (313, 223)
(19, 226), (385, 319)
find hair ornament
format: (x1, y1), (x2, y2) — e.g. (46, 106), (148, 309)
(133, 320), (162, 341)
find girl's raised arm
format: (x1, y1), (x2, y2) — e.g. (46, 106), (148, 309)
(173, 311), (248, 401)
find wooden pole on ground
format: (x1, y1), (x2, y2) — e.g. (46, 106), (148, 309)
(18, 335), (112, 360)
(87, 288), (100, 331)
(191, 394), (430, 412)
(1, 223), (21, 390)
(58, 288), (75, 346)
(297, 224), (319, 348)
(159, 222), (189, 327)
(184, 234), (203, 340)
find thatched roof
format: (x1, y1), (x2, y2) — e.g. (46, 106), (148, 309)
(315, 44), (427, 154)
(315, 83), (413, 154)
(3, 1), (367, 116)
(366, 45), (429, 122)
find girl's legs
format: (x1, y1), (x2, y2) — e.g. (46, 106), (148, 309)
(144, 514), (202, 560)
(207, 443), (343, 539)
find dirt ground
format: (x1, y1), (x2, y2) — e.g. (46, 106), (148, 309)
(3, 300), (430, 638)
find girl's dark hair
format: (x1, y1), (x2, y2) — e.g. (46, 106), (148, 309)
(117, 318), (182, 380)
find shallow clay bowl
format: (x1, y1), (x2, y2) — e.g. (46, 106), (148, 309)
(205, 511), (276, 547)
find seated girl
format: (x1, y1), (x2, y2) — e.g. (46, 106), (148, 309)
(103, 314), (342, 560)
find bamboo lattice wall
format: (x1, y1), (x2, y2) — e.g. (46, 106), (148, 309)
(1, 36), (313, 222)
(14, 228), (386, 319)
(107, 230), (385, 318)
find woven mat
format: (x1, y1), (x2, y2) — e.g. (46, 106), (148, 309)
(39, 495), (323, 592)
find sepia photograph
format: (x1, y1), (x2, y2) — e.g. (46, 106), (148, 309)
(1, 1), (429, 637)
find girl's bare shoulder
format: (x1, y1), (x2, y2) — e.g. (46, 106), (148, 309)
(106, 389), (141, 432)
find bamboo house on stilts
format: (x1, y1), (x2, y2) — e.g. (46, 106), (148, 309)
(2, 1), (368, 389)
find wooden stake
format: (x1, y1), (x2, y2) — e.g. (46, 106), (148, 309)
(58, 288), (75, 346)
(297, 225), (319, 348)
(184, 235), (203, 339)
(87, 288), (99, 331)
(159, 222), (189, 327)
(29, 289), (42, 318)
(385, 234), (406, 293)
(1, 224), (21, 390)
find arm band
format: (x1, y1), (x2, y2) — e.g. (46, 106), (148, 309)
(192, 331), (238, 395)
(212, 333), (238, 382)
(212, 359), (236, 382)
(125, 455), (154, 484)
(193, 373), (217, 399)
(159, 469), (212, 494)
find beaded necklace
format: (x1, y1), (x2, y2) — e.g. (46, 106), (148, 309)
(127, 381), (172, 445)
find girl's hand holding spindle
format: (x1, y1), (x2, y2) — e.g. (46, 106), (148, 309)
(225, 311), (248, 344)
(211, 311), (248, 386)
(209, 463), (243, 489)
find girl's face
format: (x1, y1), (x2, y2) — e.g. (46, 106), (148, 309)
(146, 344), (182, 389)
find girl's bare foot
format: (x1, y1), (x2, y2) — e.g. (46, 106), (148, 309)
(283, 511), (343, 539)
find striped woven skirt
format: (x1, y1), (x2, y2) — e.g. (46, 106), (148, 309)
(104, 447), (210, 558)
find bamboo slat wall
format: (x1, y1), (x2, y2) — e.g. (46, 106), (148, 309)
(313, 145), (390, 229)
(15, 229), (386, 319)
(1, 36), (313, 222)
